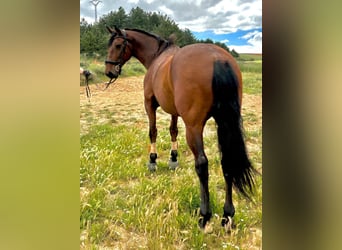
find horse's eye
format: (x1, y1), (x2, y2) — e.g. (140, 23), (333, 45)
(116, 44), (122, 49)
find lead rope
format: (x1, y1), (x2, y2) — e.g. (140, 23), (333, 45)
(104, 77), (117, 90)
(83, 70), (92, 101)
(83, 70), (119, 102)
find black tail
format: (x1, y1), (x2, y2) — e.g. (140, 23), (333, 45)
(211, 60), (256, 199)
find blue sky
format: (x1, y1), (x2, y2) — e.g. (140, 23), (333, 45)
(193, 28), (262, 53)
(80, 0), (262, 54)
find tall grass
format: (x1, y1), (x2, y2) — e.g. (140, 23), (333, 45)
(238, 61), (262, 74)
(80, 125), (262, 249)
(237, 54), (262, 74)
(80, 55), (262, 249)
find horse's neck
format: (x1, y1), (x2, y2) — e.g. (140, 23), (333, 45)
(130, 32), (161, 69)
(134, 48), (156, 69)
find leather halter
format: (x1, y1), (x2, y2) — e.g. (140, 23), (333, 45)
(105, 30), (128, 70)
(102, 30), (129, 89)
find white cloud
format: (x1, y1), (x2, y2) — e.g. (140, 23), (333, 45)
(158, 6), (174, 16)
(248, 32), (262, 46)
(232, 30), (262, 53)
(241, 30), (260, 40)
(230, 44), (262, 54)
(221, 39), (229, 43)
(208, 0), (239, 15)
(80, 0), (261, 31)
(80, 16), (95, 24)
(80, 0), (262, 53)
(177, 16), (209, 32)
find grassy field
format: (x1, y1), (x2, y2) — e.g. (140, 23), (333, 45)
(80, 54), (262, 249)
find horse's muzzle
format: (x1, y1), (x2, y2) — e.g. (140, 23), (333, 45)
(105, 70), (118, 79)
(105, 64), (121, 79)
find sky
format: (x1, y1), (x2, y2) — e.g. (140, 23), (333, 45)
(80, 0), (262, 54)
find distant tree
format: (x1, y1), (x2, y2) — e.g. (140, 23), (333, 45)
(231, 49), (240, 58)
(213, 42), (229, 53)
(80, 19), (91, 54)
(80, 22), (107, 55)
(98, 7), (128, 29)
(148, 12), (161, 30)
(116, 7), (128, 27)
(80, 18), (91, 34)
(178, 28), (197, 47)
(80, 7), (235, 56)
(154, 24), (176, 40)
(128, 7), (149, 29)
(201, 38), (214, 44)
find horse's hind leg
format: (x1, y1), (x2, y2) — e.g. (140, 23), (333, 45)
(218, 124), (236, 232)
(222, 173), (235, 232)
(168, 115), (179, 170)
(145, 96), (159, 171)
(185, 125), (211, 229)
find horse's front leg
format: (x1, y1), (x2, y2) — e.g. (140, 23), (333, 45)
(168, 115), (179, 170)
(145, 96), (159, 171)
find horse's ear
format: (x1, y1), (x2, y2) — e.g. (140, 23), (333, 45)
(106, 25), (114, 34)
(114, 25), (123, 36)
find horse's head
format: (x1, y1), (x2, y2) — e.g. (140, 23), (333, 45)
(105, 26), (132, 80)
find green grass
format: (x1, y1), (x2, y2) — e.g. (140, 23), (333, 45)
(80, 124), (262, 249)
(237, 53), (262, 75)
(242, 72), (262, 95)
(238, 53), (262, 61)
(80, 56), (262, 249)
(238, 61), (262, 74)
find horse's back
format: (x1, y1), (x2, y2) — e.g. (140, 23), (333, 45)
(170, 44), (241, 124)
(172, 44), (240, 83)
(175, 43), (237, 64)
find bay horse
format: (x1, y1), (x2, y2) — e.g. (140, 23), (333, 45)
(104, 26), (256, 230)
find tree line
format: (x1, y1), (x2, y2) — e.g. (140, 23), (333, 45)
(80, 7), (239, 58)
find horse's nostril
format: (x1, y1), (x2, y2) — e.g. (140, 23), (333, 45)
(105, 71), (115, 79)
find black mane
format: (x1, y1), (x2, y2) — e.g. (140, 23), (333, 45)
(108, 28), (164, 47)
(125, 28), (175, 52)
(125, 28), (175, 45)
(108, 27), (175, 54)
(125, 28), (162, 40)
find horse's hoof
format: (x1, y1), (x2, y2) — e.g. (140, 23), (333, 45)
(198, 211), (212, 230)
(198, 217), (213, 233)
(203, 221), (213, 234)
(147, 162), (157, 172)
(221, 216), (234, 233)
(198, 217), (206, 229)
(168, 160), (178, 170)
